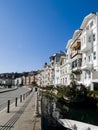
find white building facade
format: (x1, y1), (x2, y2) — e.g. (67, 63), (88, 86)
(37, 12), (98, 90)
(80, 12), (98, 90)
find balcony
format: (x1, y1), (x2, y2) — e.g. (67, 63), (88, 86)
(81, 42), (92, 52)
(72, 59), (82, 73)
(81, 31), (92, 52)
(71, 50), (82, 58)
(66, 59), (71, 64)
(76, 75), (81, 81)
(81, 61), (93, 70)
(71, 53), (82, 62)
(71, 40), (82, 59)
(92, 71), (98, 81)
(71, 40), (81, 51)
(72, 66), (81, 71)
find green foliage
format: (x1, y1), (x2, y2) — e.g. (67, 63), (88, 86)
(55, 81), (88, 100)
(32, 81), (37, 86)
(88, 90), (98, 97)
(65, 82), (87, 99)
(41, 81), (88, 101)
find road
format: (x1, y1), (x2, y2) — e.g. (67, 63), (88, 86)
(0, 87), (30, 111)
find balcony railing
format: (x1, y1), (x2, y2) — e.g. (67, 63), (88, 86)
(92, 71), (98, 80)
(81, 41), (92, 52)
(66, 59), (71, 64)
(71, 50), (80, 57)
(71, 59), (82, 73)
(81, 61), (93, 70)
(72, 66), (81, 71)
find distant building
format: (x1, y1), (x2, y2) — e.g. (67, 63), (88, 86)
(49, 51), (66, 87)
(22, 71), (38, 86)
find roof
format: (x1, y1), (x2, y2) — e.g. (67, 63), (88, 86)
(80, 12), (96, 29)
(72, 29), (81, 40)
(66, 39), (72, 49)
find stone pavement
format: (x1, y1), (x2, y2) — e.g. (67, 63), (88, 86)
(0, 91), (41, 130)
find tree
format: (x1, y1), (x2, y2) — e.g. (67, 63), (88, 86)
(32, 81), (37, 86)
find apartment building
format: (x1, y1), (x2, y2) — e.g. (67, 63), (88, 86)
(35, 70), (44, 87)
(50, 51), (66, 87)
(14, 77), (23, 86)
(40, 70), (45, 87)
(22, 71), (37, 86)
(43, 63), (51, 87)
(54, 61), (61, 86)
(80, 12), (98, 90)
(64, 12), (98, 90)
(59, 55), (67, 85)
(65, 39), (73, 85)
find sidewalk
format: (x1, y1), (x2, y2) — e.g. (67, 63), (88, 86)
(0, 91), (41, 130)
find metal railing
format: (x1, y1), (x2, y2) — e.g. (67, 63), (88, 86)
(0, 89), (32, 113)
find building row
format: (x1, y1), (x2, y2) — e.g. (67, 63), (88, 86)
(36, 12), (98, 90)
(0, 71), (38, 88)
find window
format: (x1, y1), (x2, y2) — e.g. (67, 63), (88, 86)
(90, 21), (93, 27)
(65, 68), (67, 73)
(57, 77), (59, 81)
(84, 57), (86, 63)
(56, 69), (59, 72)
(88, 71), (91, 78)
(93, 34), (95, 41)
(85, 72), (87, 79)
(88, 55), (91, 62)
(88, 36), (91, 42)
(74, 59), (77, 67)
(62, 69), (64, 74)
(63, 78), (64, 84)
(86, 26), (89, 30)
(72, 60), (77, 68)
(78, 59), (82, 67)
(65, 78), (67, 83)
(72, 62), (74, 68)
(93, 51), (96, 60)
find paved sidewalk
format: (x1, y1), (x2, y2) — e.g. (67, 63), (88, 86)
(0, 91), (41, 130)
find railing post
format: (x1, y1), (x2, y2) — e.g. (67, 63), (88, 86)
(23, 94), (25, 100)
(20, 95), (22, 102)
(72, 124), (77, 130)
(15, 97), (17, 107)
(26, 93), (27, 98)
(7, 100), (10, 113)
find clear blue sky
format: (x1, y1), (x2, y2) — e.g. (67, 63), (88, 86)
(0, 0), (98, 73)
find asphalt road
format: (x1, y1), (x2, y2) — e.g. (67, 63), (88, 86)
(0, 87), (30, 110)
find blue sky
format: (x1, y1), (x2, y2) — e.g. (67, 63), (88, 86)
(0, 0), (98, 73)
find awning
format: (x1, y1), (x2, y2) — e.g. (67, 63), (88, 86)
(71, 41), (81, 50)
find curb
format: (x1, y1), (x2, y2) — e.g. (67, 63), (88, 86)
(0, 87), (18, 93)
